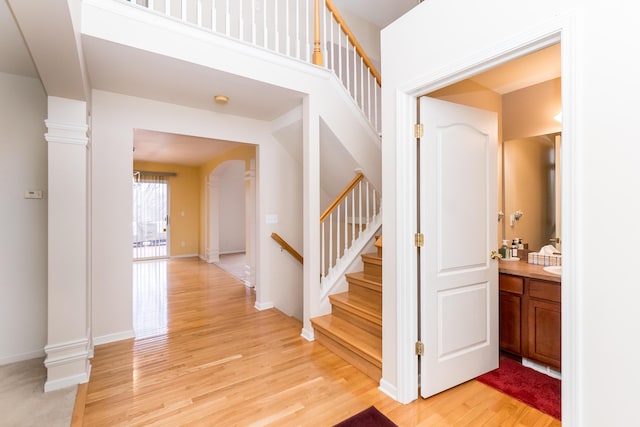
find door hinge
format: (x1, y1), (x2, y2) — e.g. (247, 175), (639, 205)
(414, 123), (424, 138)
(415, 341), (424, 356)
(414, 233), (424, 247)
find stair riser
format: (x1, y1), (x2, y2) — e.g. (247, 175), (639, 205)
(348, 280), (382, 300)
(363, 262), (381, 278)
(314, 329), (382, 381)
(332, 305), (382, 338)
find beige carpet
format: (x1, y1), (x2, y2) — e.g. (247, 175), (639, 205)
(0, 358), (76, 427)
(216, 252), (249, 284)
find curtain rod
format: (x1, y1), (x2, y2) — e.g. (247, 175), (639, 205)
(133, 170), (177, 177)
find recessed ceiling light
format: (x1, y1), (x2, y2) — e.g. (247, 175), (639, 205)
(214, 95), (229, 105)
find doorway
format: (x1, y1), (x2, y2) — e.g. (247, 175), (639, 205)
(132, 172), (169, 260)
(418, 43), (563, 396)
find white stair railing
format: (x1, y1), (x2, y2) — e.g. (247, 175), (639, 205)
(124, 0), (382, 134)
(320, 172), (381, 293)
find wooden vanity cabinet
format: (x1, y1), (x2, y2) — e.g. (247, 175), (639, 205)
(499, 273), (561, 370)
(527, 279), (561, 369)
(499, 275), (523, 355)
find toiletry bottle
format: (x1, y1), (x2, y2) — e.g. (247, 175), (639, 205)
(500, 240), (509, 259)
(518, 238), (524, 250)
(511, 239), (518, 258)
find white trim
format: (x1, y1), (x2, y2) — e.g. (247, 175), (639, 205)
(170, 253), (199, 258)
(254, 301), (274, 311)
(0, 349), (46, 366)
(300, 327), (315, 342)
(391, 13), (577, 417)
(45, 369), (90, 393)
(44, 134), (89, 146)
(44, 120), (89, 133)
(522, 358), (562, 380)
(378, 378), (398, 401)
(93, 330), (135, 346)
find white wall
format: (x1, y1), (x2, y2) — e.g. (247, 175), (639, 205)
(0, 72), (48, 364)
(217, 160), (246, 254)
(91, 90), (304, 340)
(382, 0), (640, 424)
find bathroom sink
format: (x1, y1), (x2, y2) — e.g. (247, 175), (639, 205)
(543, 266), (562, 275)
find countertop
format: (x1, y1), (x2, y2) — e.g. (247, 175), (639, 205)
(498, 259), (561, 283)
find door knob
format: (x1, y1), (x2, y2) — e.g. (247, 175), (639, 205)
(490, 250), (502, 260)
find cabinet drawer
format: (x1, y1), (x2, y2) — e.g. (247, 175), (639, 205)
(529, 279), (561, 303)
(499, 274), (524, 294)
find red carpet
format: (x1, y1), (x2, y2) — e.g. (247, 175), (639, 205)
(476, 357), (561, 420)
(333, 406), (397, 427)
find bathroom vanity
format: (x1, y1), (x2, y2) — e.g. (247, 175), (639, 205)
(498, 261), (561, 370)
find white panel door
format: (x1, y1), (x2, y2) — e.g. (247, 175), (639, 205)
(419, 97), (498, 398)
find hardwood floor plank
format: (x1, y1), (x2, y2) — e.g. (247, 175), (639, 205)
(79, 257), (561, 426)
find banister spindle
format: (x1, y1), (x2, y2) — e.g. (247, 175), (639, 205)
(351, 187), (355, 244)
(358, 181), (362, 234)
(225, 0), (230, 36)
(344, 195), (348, 253)
(328, 213), (333, 273)
(336, 201), (341, 260)
(196, 0), (202, 26)
(366, 181), (370, 228)
(312, 0), (323, 65)
(321, 221), (325, 279)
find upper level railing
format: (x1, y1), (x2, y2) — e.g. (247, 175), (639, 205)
(125, 0), (382, 134)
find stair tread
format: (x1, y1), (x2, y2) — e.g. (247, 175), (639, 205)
(311, 315), (381, 364)
(330, 292), (381, 321)
(361, 253), (382, 264)
(346, 271), (382, 285)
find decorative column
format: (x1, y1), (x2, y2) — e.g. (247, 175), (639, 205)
(206, 174), (220, 263)
(43, 96), (91, 392)
(244, 160), (257, 287)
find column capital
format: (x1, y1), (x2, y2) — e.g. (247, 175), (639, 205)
(45, 120), (89, 146)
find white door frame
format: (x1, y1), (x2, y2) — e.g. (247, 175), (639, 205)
(391, 15), (578, 424)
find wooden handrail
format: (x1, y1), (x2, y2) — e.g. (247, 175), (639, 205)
(271, 233), (303, 264)
(325, 0), (382, 86)
(320, 172), (364, 222)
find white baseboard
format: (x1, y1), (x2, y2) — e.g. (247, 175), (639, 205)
(0, 349), (46, 366)
(522, 357), (562, 380)
(254, 301), (274, 311)
(300, 327), (315, 342)
(378, 378), (398, 401)
(171, 253), (199, 259)
(93, 330), (135, 346)
(45, 368), (91, 392)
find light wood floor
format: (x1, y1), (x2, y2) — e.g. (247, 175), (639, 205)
(77, 257), (561, 426)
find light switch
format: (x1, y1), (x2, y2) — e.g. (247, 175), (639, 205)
(266, 214), (278, 224)
(24, 190), (43, 199)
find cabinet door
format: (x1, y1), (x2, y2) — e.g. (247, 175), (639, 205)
(499, 291), (522, 355)
(528, 298), (561, 369)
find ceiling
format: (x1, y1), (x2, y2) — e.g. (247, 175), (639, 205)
(2, 0), (559, 167)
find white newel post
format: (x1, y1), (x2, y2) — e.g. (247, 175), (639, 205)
(244, 160), (256, 287)
(43, 96), (91, 392)
(206, 174), (220, 263)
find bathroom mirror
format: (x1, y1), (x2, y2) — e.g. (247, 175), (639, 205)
(502, 132), (561, 252)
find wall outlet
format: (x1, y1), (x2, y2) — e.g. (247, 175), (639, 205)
(181, 241), (186, 247)
(24, 190), (43, 199)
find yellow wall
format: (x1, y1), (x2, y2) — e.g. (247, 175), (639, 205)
(134, 161), (201, 256)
